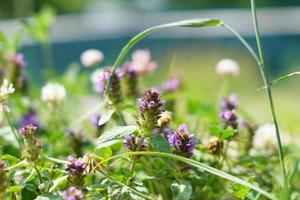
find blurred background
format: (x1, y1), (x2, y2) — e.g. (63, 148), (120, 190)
(0, 0), (299, 134)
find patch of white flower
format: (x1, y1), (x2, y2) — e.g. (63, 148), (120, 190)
(251, 123), (291, 155)
(80, 49), (104, 67)
(0, 79), (15, 112)
(215, 58), (240, 76)
(41, 83), (66, 104)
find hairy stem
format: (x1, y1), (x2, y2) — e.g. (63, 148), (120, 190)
(250, 0), (288, 189)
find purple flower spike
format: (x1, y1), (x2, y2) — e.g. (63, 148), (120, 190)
(220, 109), (238, 129)
(167, 124), (196, 158)
(12, 53), (26, 68)
(63, 186), (83, 200)
(124, 134), (147, 151)
(220, 93), (238, 111)
(20, 109), (40, 128)
(18, 124), (37, 136)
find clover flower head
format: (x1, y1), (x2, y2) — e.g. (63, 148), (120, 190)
(0, 79), (15, 111)
(124, 134), (148, 151)
(167, 124), (196, 157)
(41, 82), (66, 104)
(63, 186), (84, 200)
(220, 93), (238, 111)
(216, 58), (240, 76)
(12, 53), (26, 68)
(129, 49), (157, 75)
(219, 109), (238, 129)
(80, 49), (104, 67)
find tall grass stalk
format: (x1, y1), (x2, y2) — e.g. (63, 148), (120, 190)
(250, 0), (288, 190)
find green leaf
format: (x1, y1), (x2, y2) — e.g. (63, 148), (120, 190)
(171, 180), (193, 200)
(104, 18), (223, 98)
(7, 185), (24, 193)
(1, 154), (20, 164)
(102, 151), (276, 200)
(96, 126), (138, 149)
(35, 193), (63, 200)
(49, 175), (68, 192)
(148, 134), (174, 166)
(95, 147), (112, 159)
(209, 126), (235, 140)
(98, 108), (115, 126)
(229, 176), (255, 200)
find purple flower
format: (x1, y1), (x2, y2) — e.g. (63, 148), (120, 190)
(220, 110), (238, 129)
(12, 53), (26, 68)
(63, 186), (83, 200)
(137, 88), (166, 136)
(66, 156), (86, 175)
(89, 114), (100, 128)
(18, 124), (37, 136)
(220, 93), (238, 111)
(167, 124), (196, 157)
(124, 134), (147, 151)
(161, 79), (180, 93)
(20, 109), (40, 128)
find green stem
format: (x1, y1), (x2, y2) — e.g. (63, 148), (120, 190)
(116, 110), (127, 126)
(127, 138), (145, 184)
(98, 169), (154, 200)
(4, 110), (22, 149)
(96, 151), (276, 200)
(250, 0), (288, 189)
(32, 163), (43, 184)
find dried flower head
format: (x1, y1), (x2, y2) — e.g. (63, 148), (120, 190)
(206, 137), (223, 154)
(66, 156), (86, 190)
(0, 79), (15, 111)
(137, 88), (165, 136)
(41, 82), (66, 105)
(158, 111), (172, 128)
(216, 59), (240, 76)
(63, 186), (84, 200)
(167, 124), (196, 157)
(124, 134), (148, 151)
(80, 49), (104, 67)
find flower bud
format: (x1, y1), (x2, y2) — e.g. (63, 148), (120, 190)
(63, 186), (84, 200)
(66, 156), (86, 190)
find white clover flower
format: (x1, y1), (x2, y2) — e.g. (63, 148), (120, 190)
(0, 79), (15, 111)
(80, 49), (104, 67)
(215, 58), (240, 76)
(251, 123), (291, 155)
(41, 82), (66, 104)
(130, 49), (157, 75)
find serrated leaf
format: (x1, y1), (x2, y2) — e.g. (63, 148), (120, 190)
(171, 180), (193, 200)
(96, 126), (138, 149)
